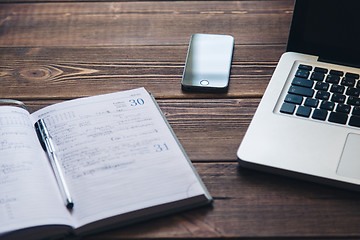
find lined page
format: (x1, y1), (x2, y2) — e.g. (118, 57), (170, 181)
(0, 107), (72, 234)
(31, 88), (208, 228)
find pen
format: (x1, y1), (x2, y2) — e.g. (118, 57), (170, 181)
(35, 119), (74, 210)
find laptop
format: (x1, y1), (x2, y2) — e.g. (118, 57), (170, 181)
(237, 0), (360, 191)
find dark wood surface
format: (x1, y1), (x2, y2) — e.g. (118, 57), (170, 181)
(2, 1), (360, 239)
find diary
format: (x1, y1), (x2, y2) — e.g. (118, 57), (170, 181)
(0, 87), (212, 240)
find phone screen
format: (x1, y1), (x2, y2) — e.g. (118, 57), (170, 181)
(182, 34), (234, 92)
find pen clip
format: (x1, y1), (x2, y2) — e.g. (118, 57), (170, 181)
(35, 119), (47, 151)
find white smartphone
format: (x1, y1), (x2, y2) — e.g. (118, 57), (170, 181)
(182, 34), (234, 92)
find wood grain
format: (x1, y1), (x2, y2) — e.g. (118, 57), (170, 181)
(0, 45), (284, 99)
(0, 1), (293, 47)
(83, 163), (360, 239)
(3, 1), (360, 239)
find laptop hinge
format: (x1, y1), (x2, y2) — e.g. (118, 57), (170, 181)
(318, 57), (360, 69)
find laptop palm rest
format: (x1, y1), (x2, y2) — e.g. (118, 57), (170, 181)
(337, 133), (360, 180)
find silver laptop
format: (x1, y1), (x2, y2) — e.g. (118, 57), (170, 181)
(237, 0), (360, 191)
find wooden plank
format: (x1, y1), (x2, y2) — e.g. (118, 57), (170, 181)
(0, 45), (285, 99)
(82, 162), (360, 239)
(0, 1), (293, 47)
(159, 99), (259, 161)
(21, 98), (259, 161)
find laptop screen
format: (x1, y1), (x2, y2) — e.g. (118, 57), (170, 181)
(286, 0), (360, 68)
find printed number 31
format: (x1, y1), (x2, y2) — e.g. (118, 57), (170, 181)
(154, 143), (169, 152)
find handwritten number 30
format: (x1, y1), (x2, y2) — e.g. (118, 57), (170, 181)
(129, 98), (145, 106)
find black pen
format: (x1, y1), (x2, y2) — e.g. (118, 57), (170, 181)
(35, 119), (74, 210)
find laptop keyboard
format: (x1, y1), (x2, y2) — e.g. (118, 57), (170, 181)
(280, 64), (360, 128)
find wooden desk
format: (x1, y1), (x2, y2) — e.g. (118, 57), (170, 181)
(1, 0), (360, 239)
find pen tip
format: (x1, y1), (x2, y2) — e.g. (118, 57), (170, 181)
(67, 202), (74, 210)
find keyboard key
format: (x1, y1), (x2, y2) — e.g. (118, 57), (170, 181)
(295, 69), (310, 78)
(292, 77), (314, 88)
(314, 82), (329, 91)
(320, 101), (335, 111)
(280, 102), (296, 114)
(310, 72), (325, 81)
(288, 86), (314, 97)
(347, 96), (360, 106)
(325, 75), (340, 84)
(336, 103), (351, 114)
(314, 67), (328, 73)
(315, 91), (330, 100)
(330, 69), (344, 76)
(331, 93), (346, 103)
(345, 72), (359, 79)
(352, 106), (360, 116)
(296, 106), (311, 117)
(341, 77), (356, 87)
(346, 87), (360, 97)
(284, 94), (303, 104)
(298, 64), (312, 71)
(330, 84), (345, 94)
(312, 109), (328, 120)
(349, 116), (360, 128)
(304, 98), (319, 108)
(352, 107), (360, 116)
(328, 112), (348, 124)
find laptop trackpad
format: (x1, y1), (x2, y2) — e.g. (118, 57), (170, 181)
(337, 133), (360, 180)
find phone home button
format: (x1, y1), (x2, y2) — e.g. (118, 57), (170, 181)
(200, 80), (209, 86)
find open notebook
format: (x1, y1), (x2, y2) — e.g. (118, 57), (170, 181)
(0, 87), (212, 240)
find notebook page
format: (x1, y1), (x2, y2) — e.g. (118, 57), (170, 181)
(31, 88), (207, 228)
(0, 107), (72, 234)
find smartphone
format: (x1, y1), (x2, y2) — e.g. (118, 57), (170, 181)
(181, 34), (234, 93)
